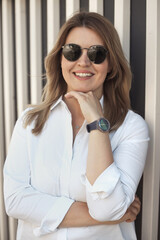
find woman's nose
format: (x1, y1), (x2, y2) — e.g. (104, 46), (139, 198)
(77, 49), (91, 67)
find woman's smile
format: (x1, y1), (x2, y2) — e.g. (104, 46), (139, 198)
(73, 70), (94, 80)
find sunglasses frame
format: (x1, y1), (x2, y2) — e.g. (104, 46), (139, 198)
(62, 43), (108, 64)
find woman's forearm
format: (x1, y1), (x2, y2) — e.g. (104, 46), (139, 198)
(86, 131), (113, 185)
(59, 201), (99, 228)
(58, 201), (130, 228)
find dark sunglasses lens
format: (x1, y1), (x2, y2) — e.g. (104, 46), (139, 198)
(88, 46), (107, 64)
(62, 44), (81, 61)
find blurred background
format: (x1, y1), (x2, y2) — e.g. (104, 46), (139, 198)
(0, 0), (160, 239)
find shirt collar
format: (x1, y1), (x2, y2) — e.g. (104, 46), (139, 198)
(100, 95), (104, 107)
(50, 96), (63, 111)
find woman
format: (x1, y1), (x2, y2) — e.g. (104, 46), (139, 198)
(3, 12), (149, 240)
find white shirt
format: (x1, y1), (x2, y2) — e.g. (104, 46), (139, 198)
(3, 96), (149, 240)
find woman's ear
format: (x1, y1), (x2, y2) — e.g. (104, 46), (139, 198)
(105, 70), (112, 81)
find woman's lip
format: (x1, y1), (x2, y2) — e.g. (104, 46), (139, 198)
(74, 70), (94, 74)
(73, 72), (94, 80)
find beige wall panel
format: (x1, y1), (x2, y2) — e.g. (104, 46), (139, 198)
(47, 0), (60, 53)
(0, 2), (8, 238)
(30, 0), (42, 104)
(142, 0), (160, 239)
(2, 0), (17, 239)
(114, 0), (130, 61)
(2, 0), (15, 148)
(15, 0), (28, 116)
(0, 150), (8, 240)
(66, 0), (80, 19)
(89, 0), (103, 15)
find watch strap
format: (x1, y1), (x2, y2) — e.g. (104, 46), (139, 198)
(86, 120), (97, 132)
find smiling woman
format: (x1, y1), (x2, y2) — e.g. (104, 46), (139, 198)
(3, 11), (149, 240)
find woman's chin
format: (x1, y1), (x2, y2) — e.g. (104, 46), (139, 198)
(67, 88), (91, 93)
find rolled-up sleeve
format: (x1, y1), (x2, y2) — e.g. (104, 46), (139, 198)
(3, 112), (74, 237)
(81, 163), (120, 200)
(81, 111), (149, 222)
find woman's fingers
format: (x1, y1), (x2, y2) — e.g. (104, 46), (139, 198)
(125, 196), (141, 222)
(131, 196), (141, 215)
(135, 195), (141, 207)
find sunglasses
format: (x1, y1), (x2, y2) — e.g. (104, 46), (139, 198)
(62, 43), (108, 64)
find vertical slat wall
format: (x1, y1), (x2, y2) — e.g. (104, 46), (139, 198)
(66, 0), (79, 19)
(2, 0), (15, 149)
(0, 0), (159, 240)
(47, 0), (60, 52)
(89, 0), (103, 14)
(0, 1), (8, 239)
(30, 0), (42, 104)
(114, 0), (130, 61)
(142, 0), (160, 239)
(15, 0), (28, 116)
(2, 0), (17, 240)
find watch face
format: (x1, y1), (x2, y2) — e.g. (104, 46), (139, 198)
(98, 118), (110, 132)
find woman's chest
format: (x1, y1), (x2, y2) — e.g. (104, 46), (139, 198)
(27, 126), (89, 201)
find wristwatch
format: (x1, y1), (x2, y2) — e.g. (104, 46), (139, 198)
(86, 118), (110, 133)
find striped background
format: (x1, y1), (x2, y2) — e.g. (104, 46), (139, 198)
(0, 0), (160, 239)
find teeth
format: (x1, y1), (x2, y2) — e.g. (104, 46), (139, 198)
(75, 72), (92, 77)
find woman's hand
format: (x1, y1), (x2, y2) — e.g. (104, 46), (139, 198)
(119, 196), (141, 223)
(65, 91), (103, 123)
(104, 195), (141, 225)
(125, 195), (141, 222)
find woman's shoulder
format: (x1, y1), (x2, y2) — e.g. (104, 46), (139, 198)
(116, 110), (149, 141)
(14, 107), (35, 132)
(17, 107), (34, 121)
(125, 110), (148, 128)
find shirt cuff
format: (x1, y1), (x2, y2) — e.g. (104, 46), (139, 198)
(33, 196), (74, 237)
(81, 163), (120, 200)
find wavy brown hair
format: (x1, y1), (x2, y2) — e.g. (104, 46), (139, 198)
(24, 11), (132, 135)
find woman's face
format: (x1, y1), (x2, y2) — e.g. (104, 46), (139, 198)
(61, 27), (110, 97)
